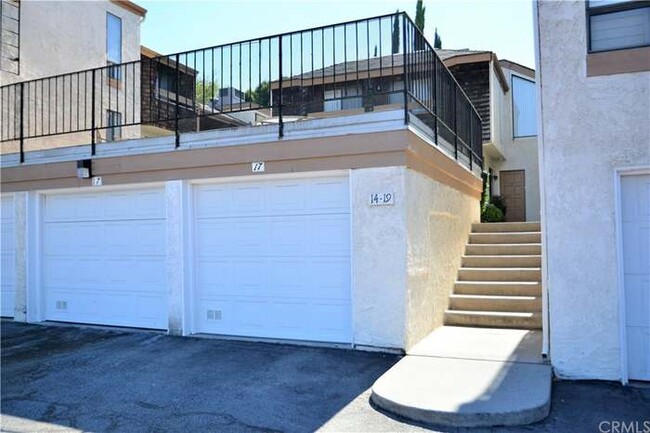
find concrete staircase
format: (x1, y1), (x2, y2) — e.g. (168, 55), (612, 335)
(445, 221), (542, 330)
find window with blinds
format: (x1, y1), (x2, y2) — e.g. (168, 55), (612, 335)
(587, 1), (650, 52)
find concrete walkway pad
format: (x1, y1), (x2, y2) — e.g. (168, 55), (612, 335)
(371, 326), (552, 427)
(408, 326), (544, 364)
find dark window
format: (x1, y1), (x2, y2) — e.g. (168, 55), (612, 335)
(512, 75), (537, 138)
(587, 1), (650, 52)
(157, 69), (176, 92)
(107, 110), (122, 141)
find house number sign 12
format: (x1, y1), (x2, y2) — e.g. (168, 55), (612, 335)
(369, 192), (395, 206)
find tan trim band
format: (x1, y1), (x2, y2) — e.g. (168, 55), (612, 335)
(109, 0), (147, 17)
(587, 46), (650, 77)
(1, 130), (480, 200)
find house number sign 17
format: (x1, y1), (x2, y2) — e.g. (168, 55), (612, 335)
(252, 162), (265, 172)
(369, 192), (395, 206)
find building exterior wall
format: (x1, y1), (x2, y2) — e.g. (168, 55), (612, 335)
(404, 168), (479, 349)
(536, 0), (650, 380)
(1, 0), (142, 85)
(351, 166), (408, 349)
(491, 65), (540, 221)
(0, 126), (481, 351)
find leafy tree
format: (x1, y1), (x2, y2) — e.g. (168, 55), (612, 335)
(245, 81), (271, 107)
(434, 28), (442, 49)
(195, 80), (218, 105)
(391, 10), (400, 54)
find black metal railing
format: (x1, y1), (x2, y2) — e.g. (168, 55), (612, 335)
(0, 13), (482, 169)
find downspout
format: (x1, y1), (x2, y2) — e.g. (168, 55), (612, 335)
(532, 0), (550, 359)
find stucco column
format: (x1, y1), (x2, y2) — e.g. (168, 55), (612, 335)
(165, 180), (187, 336)
(12, 192), (27, 322)
(351, 167), (407, 350)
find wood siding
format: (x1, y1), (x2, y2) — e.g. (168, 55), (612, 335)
(448, 63), (491, 143)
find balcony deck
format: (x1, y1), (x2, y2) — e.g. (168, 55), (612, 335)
(1, 13), (482, 175)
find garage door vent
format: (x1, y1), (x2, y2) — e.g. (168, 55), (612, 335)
(55, 301), (68, 310)
(207, 310), (222, 320)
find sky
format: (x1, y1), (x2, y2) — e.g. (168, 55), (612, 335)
(139, 0), (536, 69)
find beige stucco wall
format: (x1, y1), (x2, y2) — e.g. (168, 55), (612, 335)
(351, 165), (479, 350)
(404, 168), (479, 349)
(536, 0), (650, 380)
(1, 1), (144, 150)
(1, 0), (142, 85)
(351, 166), (408, 349)
(491, 66), (540, 222)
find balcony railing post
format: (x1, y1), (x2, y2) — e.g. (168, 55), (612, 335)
(175, 54), (180, 148)
(91, 69), (96, 156)
(468, 106), (473, 171)
(19, 82), (24, 163)
(402, 13), (408, 125)
(433, 57), (438, 145)
(453, 87), (458, 161)
(278, 35), (284, 139)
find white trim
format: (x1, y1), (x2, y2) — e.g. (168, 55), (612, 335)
(614, 165), (650, 385)
(33, 181), (166, 196)
(348, 169), (356, 348)
(1, 110), (407, 169)
(181, 180), (192, 336)
(26, 192), (43, 323)
(533, 0), (550, 358)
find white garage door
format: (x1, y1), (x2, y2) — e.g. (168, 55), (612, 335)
(1, 195), (15, 318)
(193, 175), (351, 343)
(622, 174), (650, 381)
(42, 188), (167, 329)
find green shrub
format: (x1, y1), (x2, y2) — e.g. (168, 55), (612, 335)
(491, 195), (507, 215)
(481, 203), (504, 222)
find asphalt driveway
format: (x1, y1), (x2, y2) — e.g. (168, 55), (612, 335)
(2, 322), (649, 433)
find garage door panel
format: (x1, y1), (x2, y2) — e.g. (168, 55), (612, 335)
(622, 174), (650, 381)
(197, 297), (350, 342)
(625, 275), (650, 328)
(44, 190), (164, 222)
(43, 188), (167, 329)
(626, 327), (650, 380)
(1, 195), (16, 317)
(193, 176), (351, 343)
(308, 179), (350, 211)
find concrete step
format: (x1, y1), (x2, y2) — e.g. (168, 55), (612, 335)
(371, 355), (551, 427)
(472, 222), (541, 233)
(469, 232), (541, 244)
(444, 310), (542, 330)
(461, 255), (541, 268)
(458, 267), (541, 282)
(466, 243), (542, 256)
(449, 294), (542, 312)
(454, 281), (542, 296)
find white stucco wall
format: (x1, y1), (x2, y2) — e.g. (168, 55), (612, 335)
(404, 169), (479, 349)
(351, 167), (408, 349)
(536, 0), (650, 380)
(1, 0), (142, 84)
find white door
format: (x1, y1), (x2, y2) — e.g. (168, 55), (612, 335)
(42, 188), (167, 329)
(193, 175), (351, 343)
(622, 174), (650, 381)
(1, 195), (15, 318)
